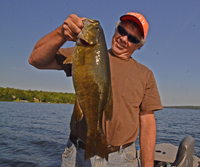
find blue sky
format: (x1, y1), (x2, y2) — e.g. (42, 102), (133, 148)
(0, 0), (200, 106)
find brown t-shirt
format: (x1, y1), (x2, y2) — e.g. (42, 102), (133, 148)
(56, 47), (163, 146)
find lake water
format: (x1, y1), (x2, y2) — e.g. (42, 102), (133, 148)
(0, 102), (200, 166)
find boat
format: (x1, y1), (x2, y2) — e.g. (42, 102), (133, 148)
(153, 136), (200, 167)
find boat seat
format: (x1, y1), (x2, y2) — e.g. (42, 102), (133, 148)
(172, 136), (194, 167)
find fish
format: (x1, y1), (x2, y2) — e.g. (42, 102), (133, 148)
(64, 19), (113, 161)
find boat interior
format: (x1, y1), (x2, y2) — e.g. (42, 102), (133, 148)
(154, 136), (200, 167)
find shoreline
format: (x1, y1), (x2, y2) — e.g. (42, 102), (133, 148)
(0, 100), (74, 105)
(1, 101), (200, 110)
(164, 106), (200, 110)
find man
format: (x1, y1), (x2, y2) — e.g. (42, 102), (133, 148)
(29, 12), (163, 167)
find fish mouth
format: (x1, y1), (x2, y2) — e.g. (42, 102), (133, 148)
(77, 27), (98, 46)
(80, 39), (90, 45)
(77, 38), (97, 46)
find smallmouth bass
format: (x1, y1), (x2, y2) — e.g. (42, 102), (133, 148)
(64, 19), (113, 161)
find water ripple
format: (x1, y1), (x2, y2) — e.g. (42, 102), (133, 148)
(0, 102), (199, 166)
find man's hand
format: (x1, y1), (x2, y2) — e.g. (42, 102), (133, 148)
(62, 14), (86, 42)
(29, 14), (86, 69)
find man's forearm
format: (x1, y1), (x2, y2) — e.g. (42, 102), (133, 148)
(29, 25), (66, 69)
(139, 111), (156, 167)
(29, 14), (85, 70)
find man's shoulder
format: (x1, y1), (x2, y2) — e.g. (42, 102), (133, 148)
(132, 59), (152, 74)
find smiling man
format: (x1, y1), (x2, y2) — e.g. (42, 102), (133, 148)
(29, 12), (163, 167)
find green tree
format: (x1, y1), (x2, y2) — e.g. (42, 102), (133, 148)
(0, 87), (13, 101)
(15, 89), (26, 100)
(0, 87), (76, 103)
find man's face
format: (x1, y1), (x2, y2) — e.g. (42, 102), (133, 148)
(111, 21), (142, 60)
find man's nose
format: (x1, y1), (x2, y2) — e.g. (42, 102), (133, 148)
(120, 35), (128, 43)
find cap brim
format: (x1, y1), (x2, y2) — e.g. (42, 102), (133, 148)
(120, 15), (144, 38)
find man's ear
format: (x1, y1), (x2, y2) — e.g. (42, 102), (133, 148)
(136, 44), (143, 50)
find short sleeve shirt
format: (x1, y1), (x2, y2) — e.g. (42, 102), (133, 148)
(102, 49), (163, 146)
(56, 47), (163, 146)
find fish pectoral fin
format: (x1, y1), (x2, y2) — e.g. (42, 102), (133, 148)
(72, 99), (83, 122)
(104, 92), (113, 121)
(63, 55), (73, 64)
(84, 133), (108, 161)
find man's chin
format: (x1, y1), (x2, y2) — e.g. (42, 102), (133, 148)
(112, 45), (124, 55)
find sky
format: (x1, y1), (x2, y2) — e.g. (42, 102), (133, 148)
(0, 0), (200, 106)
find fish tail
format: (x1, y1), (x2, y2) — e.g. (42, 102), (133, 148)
(84, 134), (108, 161)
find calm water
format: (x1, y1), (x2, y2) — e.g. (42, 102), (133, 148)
(0, 102), (200, 166)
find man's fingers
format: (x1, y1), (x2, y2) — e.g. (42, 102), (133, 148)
(62, 14), (85, 41)
(81, 17), (87, 21)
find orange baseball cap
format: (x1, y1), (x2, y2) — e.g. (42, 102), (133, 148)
(120, 12), (149, 39)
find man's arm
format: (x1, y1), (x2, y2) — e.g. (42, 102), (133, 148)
(139, 110), (156, 167)
(28, 14), (85, 69)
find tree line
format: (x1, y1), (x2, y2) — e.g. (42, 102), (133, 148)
(0, 87), (76, 104)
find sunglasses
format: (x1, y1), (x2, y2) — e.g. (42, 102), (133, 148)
(117, 25), (140, 44)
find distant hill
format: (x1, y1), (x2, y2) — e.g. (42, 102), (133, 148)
(0, 87), (76, 104)
(164, 106), (200, 110)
